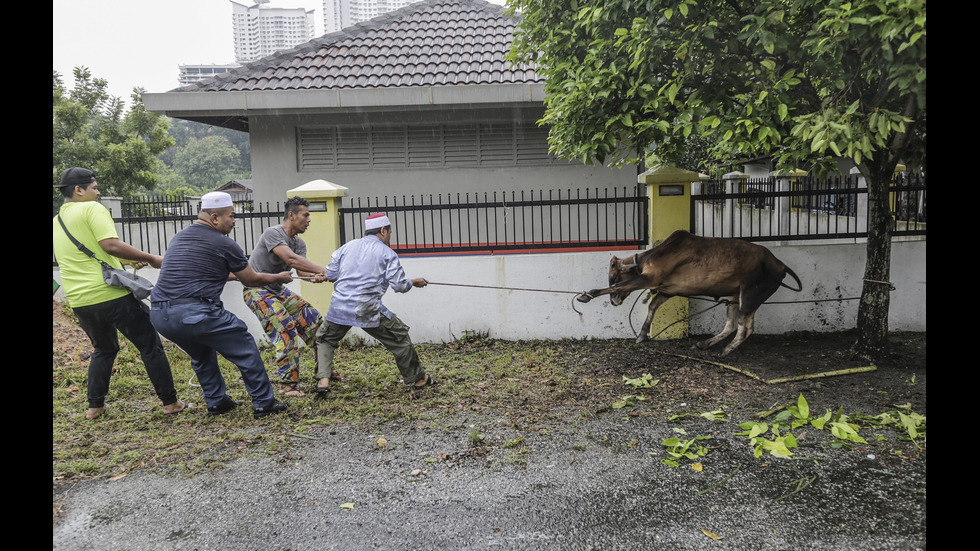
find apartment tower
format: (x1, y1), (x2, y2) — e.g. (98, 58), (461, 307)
(231, 1), (317, 63)
(322, 0), (417, 34)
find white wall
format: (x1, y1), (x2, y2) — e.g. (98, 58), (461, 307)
(55, 238), (924, 346)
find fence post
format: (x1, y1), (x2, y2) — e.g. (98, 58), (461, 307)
(850, 166), (868, 231)
(771, 168), (805, 236)
(99, 196), (124, 243)
(637, 165), (699, 340)
(889, 163), (906, 219)
(286, 179), (349, 314)
(722, 171), (748, 237)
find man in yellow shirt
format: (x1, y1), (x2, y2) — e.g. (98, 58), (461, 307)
(53, 167), (191, 420)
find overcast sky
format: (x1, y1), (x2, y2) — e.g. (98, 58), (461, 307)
(53, 0), (507, 108)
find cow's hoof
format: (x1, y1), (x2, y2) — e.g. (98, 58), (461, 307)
(576, 293), (593, 303)
(635, 335), (649, 344)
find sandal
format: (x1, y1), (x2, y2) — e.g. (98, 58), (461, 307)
(313, 380), (331, 395)
(329, 371), (344, 382)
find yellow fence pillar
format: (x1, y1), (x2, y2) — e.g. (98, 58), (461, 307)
(637, 165), (699, 340)
(286, 179), (349, 314)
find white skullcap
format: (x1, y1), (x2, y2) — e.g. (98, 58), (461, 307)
(365, 213), (391, 230)
(201, 191), (234, 209)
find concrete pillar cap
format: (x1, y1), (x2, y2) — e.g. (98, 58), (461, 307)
(287, 179), (349, 198)
(769, 169), (808, 178)
(637, 165), (699, 184)
(722, 171), (749, 180)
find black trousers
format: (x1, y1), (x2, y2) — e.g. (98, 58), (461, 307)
(72, 294), (178, 409)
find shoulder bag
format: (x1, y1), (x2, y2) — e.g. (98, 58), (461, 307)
(56, 215), (154, 300)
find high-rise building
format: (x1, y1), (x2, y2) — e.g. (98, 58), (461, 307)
(231, 1), (317, 63)
(322, 0), (417, 34)
(178, 64), (242, 87)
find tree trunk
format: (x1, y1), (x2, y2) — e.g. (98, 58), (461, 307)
(854, 169), (894, 358)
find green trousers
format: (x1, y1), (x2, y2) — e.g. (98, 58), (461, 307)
(315, 314), (426, 385)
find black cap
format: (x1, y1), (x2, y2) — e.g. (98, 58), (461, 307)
(57, 167), (96, 188)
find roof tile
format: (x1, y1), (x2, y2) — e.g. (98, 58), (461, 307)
(174, 0), (540, 93)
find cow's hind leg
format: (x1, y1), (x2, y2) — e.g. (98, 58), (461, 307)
(636, 293), (670, 343)
(720, 310), (756, 357)
(696, 299), (738, 350)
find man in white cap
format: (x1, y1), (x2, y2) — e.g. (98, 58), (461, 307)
(313, 212), (434, 393)
(149, 191), (293, 418)
(53, 167), (193, 420)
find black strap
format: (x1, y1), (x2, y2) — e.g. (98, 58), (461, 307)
(56, 214), (111, 269)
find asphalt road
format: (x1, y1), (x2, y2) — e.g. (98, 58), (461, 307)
(53, 410), (926, 550)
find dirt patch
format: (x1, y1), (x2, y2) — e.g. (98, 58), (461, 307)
(53, 301), (92, 369)
(566, 329), (927, 419)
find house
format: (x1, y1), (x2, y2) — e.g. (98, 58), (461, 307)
(142, 0), (639, 207)
(215, 178), (253, 198)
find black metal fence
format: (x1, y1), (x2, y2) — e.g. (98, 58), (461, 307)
(54, 173), (925, 267)
(114, 200), (283, 259)
(53, 197), (284, 265)
(338, 187), (649, 254)
(692, 173), (926, 242)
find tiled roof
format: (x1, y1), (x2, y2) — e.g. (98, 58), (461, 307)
(173, 0), (541, 93)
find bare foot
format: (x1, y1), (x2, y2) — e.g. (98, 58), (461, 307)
(280, 384), (306, 398)
(85, 407), (104, 420)
(163, 400), (195, 415)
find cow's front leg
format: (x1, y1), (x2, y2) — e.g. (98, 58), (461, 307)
(720, 310), (756, 357)
(696, 299), (738, 350)
(636, 293), (669, 343)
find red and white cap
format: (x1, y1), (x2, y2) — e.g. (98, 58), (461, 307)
(365, 212), (390, 230)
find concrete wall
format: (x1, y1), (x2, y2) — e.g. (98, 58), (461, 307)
(247, 112), (640, 206)
(53, 238), (925, 346)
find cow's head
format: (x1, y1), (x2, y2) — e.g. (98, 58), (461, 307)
(607, 255), (640, 306)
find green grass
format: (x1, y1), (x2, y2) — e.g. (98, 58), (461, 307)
(53, 324), (626, 485)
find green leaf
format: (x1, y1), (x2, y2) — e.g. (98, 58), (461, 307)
(898, 412), (919, 439)
(797, 394), (809, 419)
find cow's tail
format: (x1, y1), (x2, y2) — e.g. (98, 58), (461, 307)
(781, 266), (803, 292)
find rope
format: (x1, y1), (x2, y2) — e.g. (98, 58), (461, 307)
(625, 289), (888, 340)
(425, 278), (893, 331)
(426, 281), (591, 316)
(427, 281), (582, 295)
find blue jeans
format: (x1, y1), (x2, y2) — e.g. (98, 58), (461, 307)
(149, 298), (275, 410)
(72, 294), (178, 409)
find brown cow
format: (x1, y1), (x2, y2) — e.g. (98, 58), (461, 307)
(576, 230), (802, 356)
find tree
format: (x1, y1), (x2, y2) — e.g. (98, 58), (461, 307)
(159, 119), (251, 174)
(171, 135), (246, 191)
(53, 67), (175, 197)
(507, 0), (926, 357)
